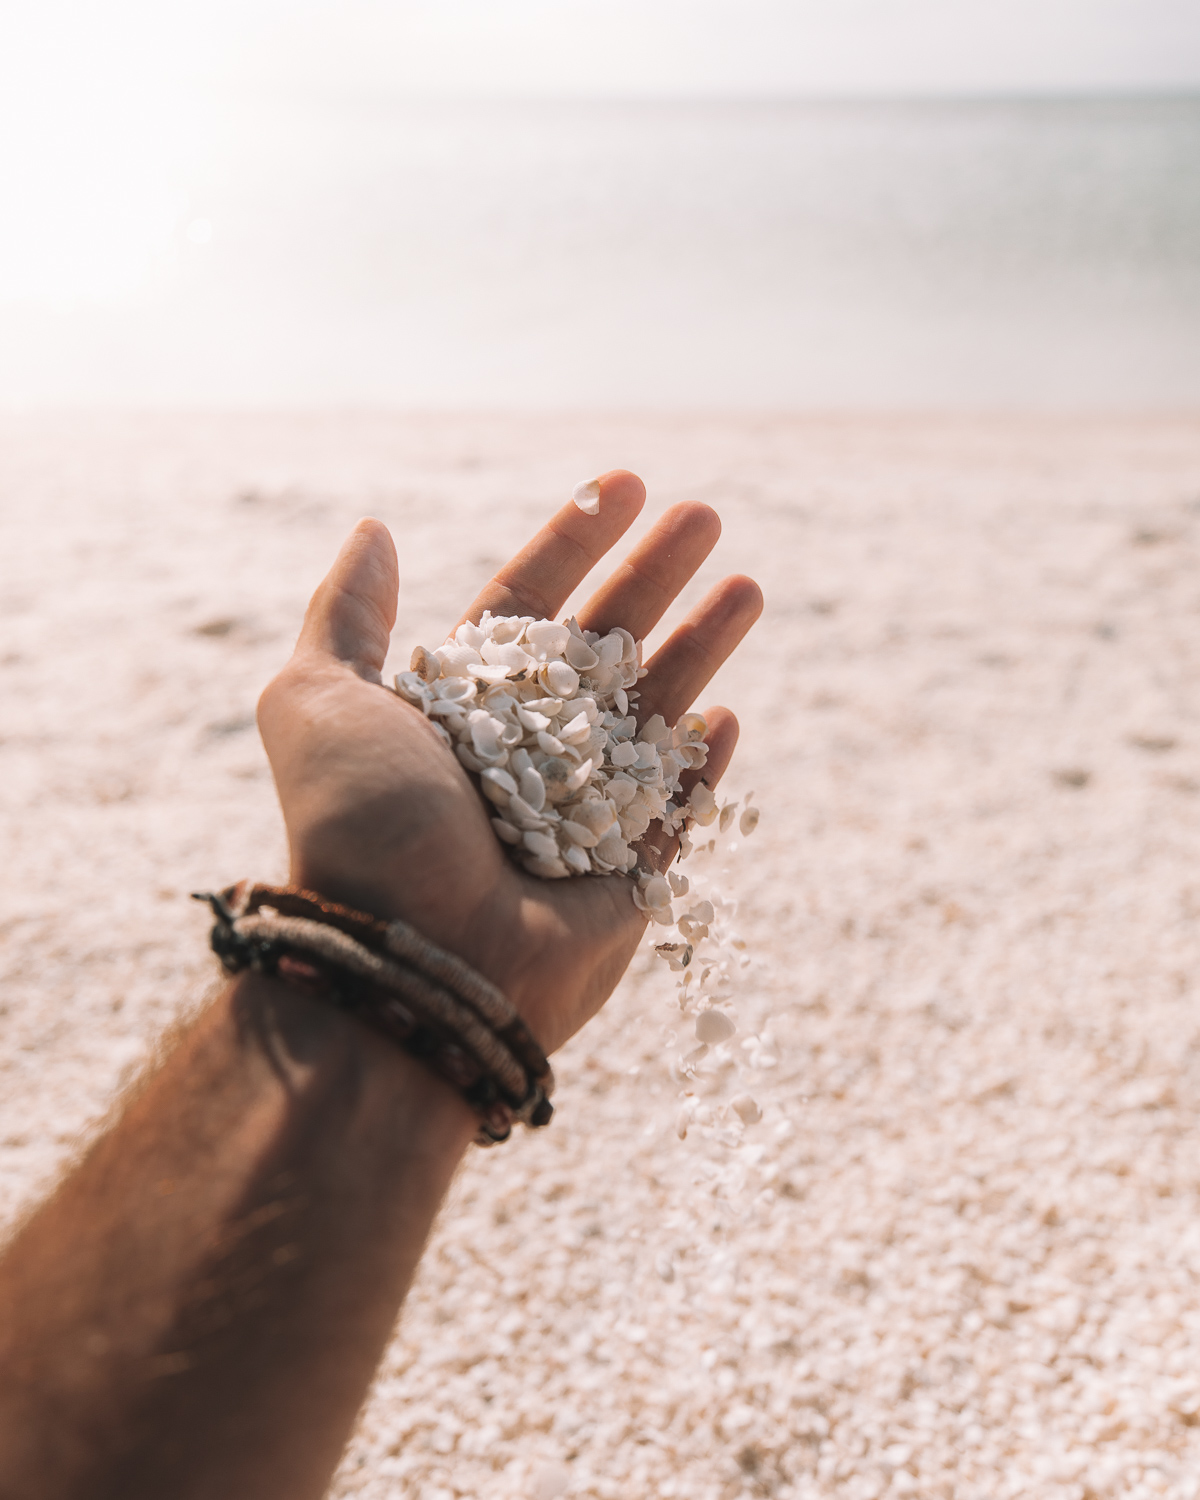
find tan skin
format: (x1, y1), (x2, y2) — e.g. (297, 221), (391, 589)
(0, 472), (762, 1500)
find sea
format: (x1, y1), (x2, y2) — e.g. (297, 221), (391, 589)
(2, 94), (1198, 408)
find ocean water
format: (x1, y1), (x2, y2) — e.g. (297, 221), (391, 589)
(3, 95), (1198, 407)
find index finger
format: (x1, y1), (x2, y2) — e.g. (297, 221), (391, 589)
(455, 470), (646, 629)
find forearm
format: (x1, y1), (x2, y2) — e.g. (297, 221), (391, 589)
(0, 971), (475, 1500)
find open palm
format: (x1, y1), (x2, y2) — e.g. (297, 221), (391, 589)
(257, 472), (762, 1053)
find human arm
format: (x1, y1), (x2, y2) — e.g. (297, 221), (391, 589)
(0, 473), (762, 1500)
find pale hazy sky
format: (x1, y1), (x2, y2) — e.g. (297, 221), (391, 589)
(4, 0), (1200, 105)
(250, 0), (1200, 97)
(0, 0), (1198, 330)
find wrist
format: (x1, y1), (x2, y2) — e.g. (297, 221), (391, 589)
(226, 971), (478, 1167)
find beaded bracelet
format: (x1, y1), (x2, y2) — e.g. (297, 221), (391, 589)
(193, 882), (554, 1145)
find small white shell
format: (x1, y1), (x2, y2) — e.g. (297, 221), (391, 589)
(639, 874), (672, 911)
(672, 712), (707, 746)
(731, 1094), (762, 1125)
(394, 670), (431, 703)
(409, 646), (440, 681)
(568, 800), (615, 837)
(688, 782), (719, 826)
(571, 478), (602, 515)
(507, 792), (548, 830)
(557, 709), (591, 745)
(454, 621), (485, 650)
(618, 802), (652, 840)
(524, 620), (571, 660)
(594, 634), (624, 669)
(489, 616), (526, 645)
(480, 776), (513, 808)
(594, 827), (630, 867)
(565, 757), (594, 791)
(605, 774), (638, 808)
(435, 676), (477, 704)
(481, 639), (532, 673)
(437, 641), (483, 677)
(469, 713), (507, 763)
(560, 819), (599, 849)
(639, 713), (669, 745)
(518, 765), (547, 813)
(695, 1009), (735, 1045)
(543, 660), (580, 699)
(565, 635), (600, 671)
(522, 829), (560, 862)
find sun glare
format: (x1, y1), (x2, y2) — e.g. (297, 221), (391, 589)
(0, 3), (218, 306)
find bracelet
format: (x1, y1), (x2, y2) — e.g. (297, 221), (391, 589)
(192, 882), (554, 1146)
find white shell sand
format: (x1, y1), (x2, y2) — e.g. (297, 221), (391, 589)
(3, 413), (1200, 1497)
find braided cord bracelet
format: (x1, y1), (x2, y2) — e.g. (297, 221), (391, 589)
(193, 882), (554, 1146)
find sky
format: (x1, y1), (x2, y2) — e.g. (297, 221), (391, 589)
(0, 0), (1197, 398)
(251, 0), (1200, 99)
(4, 0), (1200, 110)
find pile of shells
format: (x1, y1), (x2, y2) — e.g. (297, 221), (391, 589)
(393, 612), (714, 901)
(393, 596), (766, 1136)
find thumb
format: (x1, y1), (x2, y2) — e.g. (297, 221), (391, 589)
(295, 518), (398, 680)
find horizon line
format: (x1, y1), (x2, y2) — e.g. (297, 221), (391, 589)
(220, 82), (1200, 109)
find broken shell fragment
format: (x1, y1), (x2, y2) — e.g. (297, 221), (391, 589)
(739, 805), (760, 836)
(688, 782), (719, 826)
(410, 645), (440, 681)
(655, 941), (693, 971)
(571, 478), (602, 515)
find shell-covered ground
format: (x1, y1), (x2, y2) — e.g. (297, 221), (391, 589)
(3, 413), (1200, 1500)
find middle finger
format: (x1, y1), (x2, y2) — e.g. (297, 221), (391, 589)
(574, 501), (722, 641)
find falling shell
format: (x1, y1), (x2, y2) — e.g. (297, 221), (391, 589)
(694, 1008), (736, 1045)
(730, 1093), (762, 1125)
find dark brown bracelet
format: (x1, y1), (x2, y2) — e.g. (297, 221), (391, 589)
(193, 882), (554, 1146)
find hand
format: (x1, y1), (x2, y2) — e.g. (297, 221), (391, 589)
(256, 472), (762, 1053)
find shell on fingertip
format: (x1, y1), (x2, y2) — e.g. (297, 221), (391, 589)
(571, 478), (602, 515)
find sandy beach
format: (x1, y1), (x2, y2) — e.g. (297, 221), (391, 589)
(4, 410), (1200, 1499)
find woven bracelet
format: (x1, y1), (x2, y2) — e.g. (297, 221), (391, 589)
(193, 882), (554, 1146)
